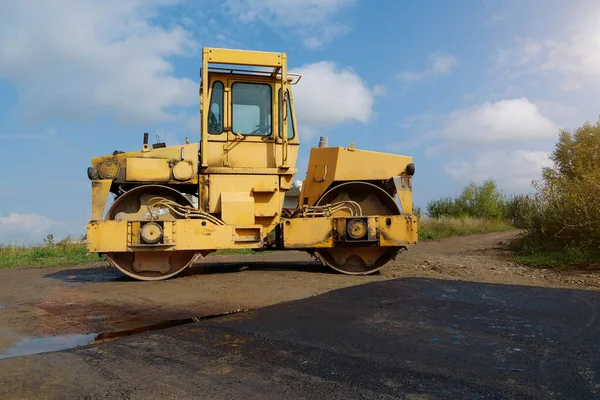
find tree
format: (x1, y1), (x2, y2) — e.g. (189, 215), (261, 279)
(550, 120), (600, 179)
(521, 119), (600, 251)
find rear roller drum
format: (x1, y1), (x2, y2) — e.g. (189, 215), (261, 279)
(314, 181), (401, 275)
(104, 185), (198, 281)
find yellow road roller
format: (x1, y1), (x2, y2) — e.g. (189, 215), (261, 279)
(85, 47), (418, 280)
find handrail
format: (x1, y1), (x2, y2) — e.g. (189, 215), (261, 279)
(200, 67), (301, 84)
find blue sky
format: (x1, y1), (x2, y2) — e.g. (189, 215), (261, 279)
(1, 0), (599, 243)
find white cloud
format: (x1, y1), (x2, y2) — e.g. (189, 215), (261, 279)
(442, 98), (560, 144)
(223, 0), (356, 48)
(395, 97), (560, 153)
(493, 29), (600, 91)
(290, 61), (377, 138)
(398, 52), (459, 83)
(0, 0), (198, 126)
(0, 213), (54, 244)
(445, 150), (553, 192)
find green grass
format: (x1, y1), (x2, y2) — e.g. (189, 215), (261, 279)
(512, 249), (593, 269)
(509, 236), (599, 270)
(0, 242), (270, 269)
(0, 242), (100, 269)
(418, 216), (515, 241)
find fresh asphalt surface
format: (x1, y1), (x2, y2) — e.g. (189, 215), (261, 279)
(0, 277), (599, 399)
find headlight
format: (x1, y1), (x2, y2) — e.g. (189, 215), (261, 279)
(87, 167), (99, 180)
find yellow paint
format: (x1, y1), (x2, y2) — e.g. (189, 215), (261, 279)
(86, 221), (128, 252)
(205, 47), (284, 68)
(283, 218), (334, 248)
(221, 192), (255, 225)
(126, 158), (171, 181)
(207, 174), (283, 233)
(283, 216), (417, 249)
(91, 180), (112, 220)
(91, 143), (200, 185)
(299, 146), (414, 212)
(378, 215), (418, 246)
(172, 161), (193, 181)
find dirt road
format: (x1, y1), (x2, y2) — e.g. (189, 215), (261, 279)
(0, 230), (598, 355)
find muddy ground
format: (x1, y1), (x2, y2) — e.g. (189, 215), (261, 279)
(0, 230), (599, 355)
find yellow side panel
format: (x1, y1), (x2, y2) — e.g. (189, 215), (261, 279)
(91, 180), (112, 220)
(283, 218), (334, 248)
(86, 221), (128, 252)
(87, 220), (265, 252)
(335, 148), (412, 180)
(221, 192), (255, 225)
(283, 216), (417, 250)
(209, 175), (280, 214)
(254, 192), (281, 217)
(379, 215), (418, 246)
(300, 146), (413, 208)
(175, 221), (263, 250)
(126, 158), (170, 181)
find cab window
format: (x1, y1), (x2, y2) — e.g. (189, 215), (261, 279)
(278, 89), (295, 139)
(232, 82), (272, 136)
(208, 81), (223, 134)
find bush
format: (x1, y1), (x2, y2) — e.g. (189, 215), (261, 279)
(512, 119), (600, 266)
(503, 194), (537, 228)
(427, 179), (509, 220)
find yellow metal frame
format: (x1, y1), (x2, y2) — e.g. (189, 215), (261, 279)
(201, 47), (292, 169)
(87, 214), (417, 253)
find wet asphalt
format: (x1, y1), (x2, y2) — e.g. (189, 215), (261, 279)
(0, 277), (599, 399)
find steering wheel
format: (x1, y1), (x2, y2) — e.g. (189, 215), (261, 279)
(250, 124), (271, 135)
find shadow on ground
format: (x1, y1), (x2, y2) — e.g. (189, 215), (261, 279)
(43, 265), (127, 284)
(43, 259), (333, 284)
(184, 260), (336, 277)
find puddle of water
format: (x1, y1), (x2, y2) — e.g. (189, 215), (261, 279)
(0, 333), (97, 361)
(0, 308), (249, 361)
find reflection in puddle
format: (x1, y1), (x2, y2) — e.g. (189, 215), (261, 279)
(0, 308), (248, 361)
(0, 333), (97, 360)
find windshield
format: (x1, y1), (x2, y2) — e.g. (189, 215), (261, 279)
(232, 82), (272, 136)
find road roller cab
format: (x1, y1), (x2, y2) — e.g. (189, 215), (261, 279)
(86, 46), (418, 281)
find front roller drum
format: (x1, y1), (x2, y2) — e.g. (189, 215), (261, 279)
(314, 181), (402, 275)
(103, 185), (198, 281)
(106, 250), (197, 281)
